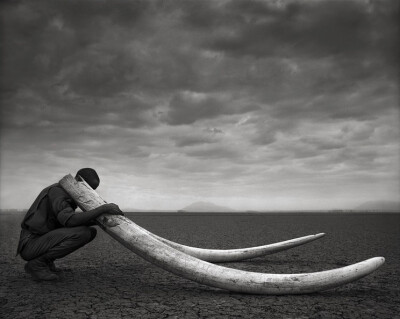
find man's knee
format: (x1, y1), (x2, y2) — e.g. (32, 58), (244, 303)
(20, 247), (34, 261)
(73, 226), (97, 244)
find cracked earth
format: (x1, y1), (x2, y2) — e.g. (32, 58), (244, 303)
(1, 213), (399, 318)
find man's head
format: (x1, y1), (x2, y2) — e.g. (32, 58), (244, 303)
(75, 168), (100, 189)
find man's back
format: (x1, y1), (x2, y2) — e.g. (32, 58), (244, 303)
(18, 183), (77, 255)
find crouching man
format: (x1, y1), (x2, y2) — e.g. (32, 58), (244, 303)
(17, 168), (123, 281)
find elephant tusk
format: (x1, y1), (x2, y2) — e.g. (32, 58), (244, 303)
(138, 225), (326, 262)
(60, 174), (385, 295)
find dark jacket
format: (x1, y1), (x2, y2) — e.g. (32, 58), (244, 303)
(17, 183), (78, 255)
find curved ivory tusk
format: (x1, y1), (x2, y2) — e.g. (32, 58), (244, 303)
(107, 220), (384, 294)
(138, 225), (326, 262)
(60, 175), (385, 295)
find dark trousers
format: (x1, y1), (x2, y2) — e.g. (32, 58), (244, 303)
(20, 226), (97, 262)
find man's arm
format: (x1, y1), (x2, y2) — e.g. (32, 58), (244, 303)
(84, 220), (98, 227)
(65, 203), (122, 227)
(49, 186), (123, 227)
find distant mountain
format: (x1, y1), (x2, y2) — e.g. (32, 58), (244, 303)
(355, 200), (400, 212)
(180, 201), (235, 212)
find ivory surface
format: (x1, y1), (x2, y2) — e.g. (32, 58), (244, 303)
(60, 174), (385, 294)
(142, 227), (326, 262)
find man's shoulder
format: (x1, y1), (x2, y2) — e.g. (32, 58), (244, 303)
(23, 183), (64, 218)
(47, 183), (69, 198)
(47, 183), (77, 211)
(33, 183), (60, 200)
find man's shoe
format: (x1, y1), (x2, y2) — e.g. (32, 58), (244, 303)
(24, 258), (59, 281)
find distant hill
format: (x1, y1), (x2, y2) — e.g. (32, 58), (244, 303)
(355, 200), (400, 212)
(180, 201), (235, 212)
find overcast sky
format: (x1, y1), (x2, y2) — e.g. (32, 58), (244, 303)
(0, 0), (399, 211)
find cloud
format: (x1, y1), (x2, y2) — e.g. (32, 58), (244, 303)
(163, 91), (227, 125)
(0, 0), (398, 210)
(162, 91), (259, 125)
(182, 0), (398, 64)
(174, 133), (219, 147)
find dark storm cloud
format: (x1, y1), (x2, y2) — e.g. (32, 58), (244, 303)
(182, 0), (398, 65)
(1, 88), (154, 130)
(164, 92), (228, 125)
(163, 91), (260, 125)
(0, 0), (149, 93)
(178, 0), (399, 112)
(2, 0), (397, 130)
(0, 0), (160, 135)
(174, 134), (216, 147)
(0, 0), (398, 210)
(172, 126), (225, 147)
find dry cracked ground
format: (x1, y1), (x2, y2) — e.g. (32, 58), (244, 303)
(1, 213), (399, 319)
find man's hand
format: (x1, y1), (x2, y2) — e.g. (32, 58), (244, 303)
(66, 203), (123, 227)
(101, 203), (124, 216)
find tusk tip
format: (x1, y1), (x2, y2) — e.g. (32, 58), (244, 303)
(366, 257), (385, 269)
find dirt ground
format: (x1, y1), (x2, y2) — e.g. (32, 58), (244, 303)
(1, 212), (399, 319)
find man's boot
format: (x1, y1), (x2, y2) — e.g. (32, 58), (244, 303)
(47, 260), (62, 273)
(24, 256), (59, 281)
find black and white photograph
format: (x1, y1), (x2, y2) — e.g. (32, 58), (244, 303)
(0, 0), (399, 318)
